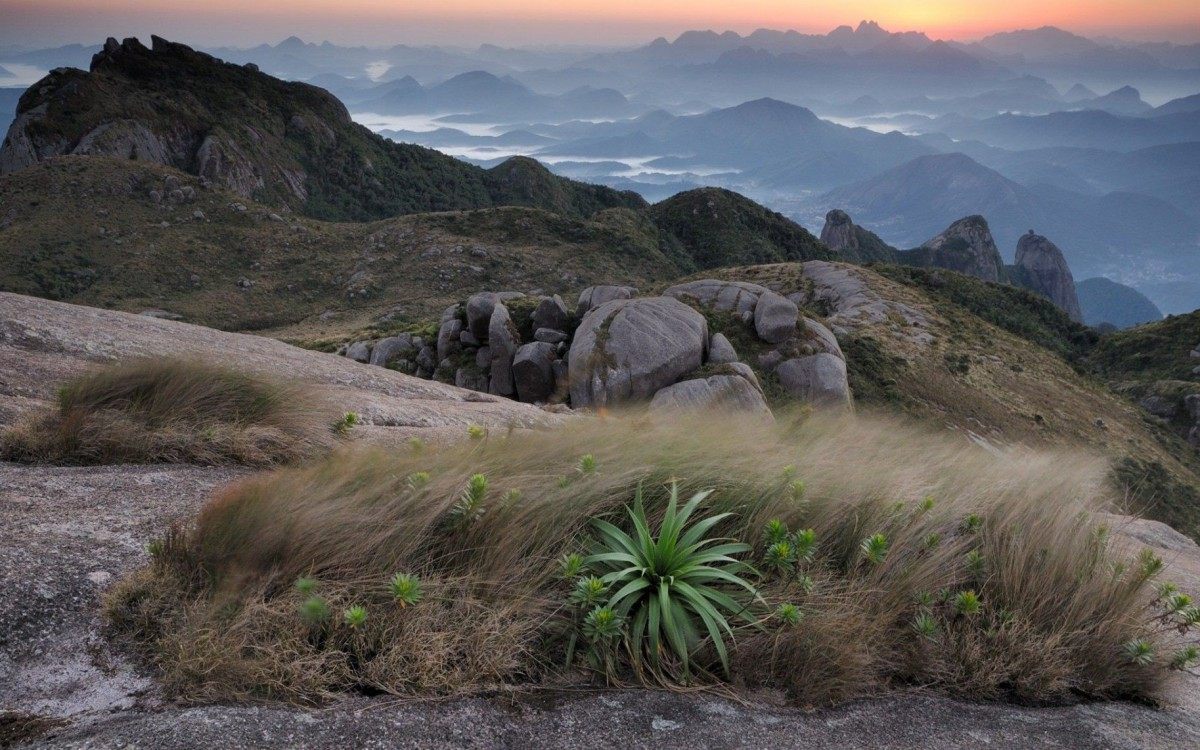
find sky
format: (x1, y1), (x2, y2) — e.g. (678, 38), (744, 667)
(2, 0), (1199, 48)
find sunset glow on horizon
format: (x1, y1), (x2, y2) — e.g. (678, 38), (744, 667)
(3, 0), (1199, 47)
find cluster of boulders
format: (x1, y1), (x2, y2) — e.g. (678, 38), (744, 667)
(659, 280), (851, 407)
(341, 279), (853, 416)
(147, 174), (196, 205)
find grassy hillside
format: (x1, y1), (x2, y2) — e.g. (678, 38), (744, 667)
(651, 188), (833, 269)
(872, 265), (1097, 363)
(0, 158), (682, 336)
(2, 37), (644, 222)
(1086, 311), (1200, 382)
(662, 262), (1200, 538)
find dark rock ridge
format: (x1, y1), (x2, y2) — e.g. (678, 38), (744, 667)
(824, 208), (1087, 322)
(902, 215), (1006, 283)
(818, 209), (898, 263)
(1010, 231), (1083, 323)
(0, 36), (644, 222)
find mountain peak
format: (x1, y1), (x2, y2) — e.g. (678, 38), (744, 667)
(914, 215), (1006, 283)
(1013, 231), (1083, 321)
(855, 20), (887, 36)
(819, 209), (898, 263)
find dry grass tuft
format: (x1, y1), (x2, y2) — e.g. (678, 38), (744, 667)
(0, 358), (341, 466)
(107, 411), (1192, 705)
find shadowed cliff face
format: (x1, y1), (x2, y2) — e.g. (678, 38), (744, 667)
(1012, 231), (1083, 322)
(819, 208), (899, 264)
(0, 36), (643, 222)
(901, 215), (1007, 284)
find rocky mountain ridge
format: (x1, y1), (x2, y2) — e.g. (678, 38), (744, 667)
(0, 36), (644, 222)
(819, 209), (1085, 321)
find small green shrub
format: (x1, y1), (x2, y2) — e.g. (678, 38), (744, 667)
(343, 605), (367, 629)
(389, 573), (422, 607)
(584, 483), (758, 677)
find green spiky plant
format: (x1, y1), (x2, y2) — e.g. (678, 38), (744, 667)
(860, 533), (889, 565)
(776, 602), (802, 626)
(585, 483), (759, 678)
(299, 595), (330, 626)
(578, 454), (597, 475)
(334, 412), (360, 435)
(559, 552), (586, 579)
(389, 573), (423, 607)
(407, 471), (431, 491)
(343, 605), (368, 629)
(448, 473), (487, 528)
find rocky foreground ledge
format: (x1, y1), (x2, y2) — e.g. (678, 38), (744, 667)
(2, 292), (1200, 748)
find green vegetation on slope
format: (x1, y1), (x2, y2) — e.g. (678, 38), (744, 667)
(1086, 310), (1200, 382)
(108, 414), (1192, 705)
(651, 188), (833, 270)
(4, 37), (644, 222)
(872, 264), (1097, 362)
(0, 158), (684, 335)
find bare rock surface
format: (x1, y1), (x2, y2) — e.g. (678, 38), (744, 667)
(649, 372), (771, 416)
(1013, 231), (1083, 322)
(568, 297), (707, 408)
(0, 292), (560, 439)
(799, 261), (931, 346)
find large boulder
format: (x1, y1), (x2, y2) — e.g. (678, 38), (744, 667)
(708, 333), (739, 364)
(802, 318), (843, 359)
(345, 340), (372, 363)
(577, 285), (637, 317)
(467, 291), (524, 341)
(569, 297), (708, 408)
(532, 294), (570, 333)
(1012, 231), (1083, 322)
(512, 341), (558, 403)
(776, 354), (851, 405)
(754, 290), (799, 344)
(370, 334), (415, 367)
(435, 320), (462, 362)
(664, 279), (766, 318)
(649, 372), (772, 417)
(487, 302), (521, 397)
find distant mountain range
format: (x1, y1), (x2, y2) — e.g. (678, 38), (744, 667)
(2, 25), (1197, 313)
(1075, 277), (1163, 328)
(815, 152), (1199, 296)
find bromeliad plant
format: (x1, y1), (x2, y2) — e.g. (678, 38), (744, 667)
(584, 483), (760, 678)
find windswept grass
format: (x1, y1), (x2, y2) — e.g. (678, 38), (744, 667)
(107, 413), (1195, 705)
(0, 359), (341, 466)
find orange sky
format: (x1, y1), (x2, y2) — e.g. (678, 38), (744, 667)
(3, 0), (1199, 46)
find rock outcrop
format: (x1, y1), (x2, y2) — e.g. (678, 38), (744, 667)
(341, 274), (863, 415)
(569, 297), (708, 408)
(818, 209), (898, 263)
(1011, 231), (1082, 322)
(904, 215), (1006, 283)
(649, 367), (771, 416)
(0, 37), (643, 222)
(577, 285), (637, 317)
